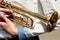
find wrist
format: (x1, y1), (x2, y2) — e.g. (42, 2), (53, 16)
(10, 27), (18, 36)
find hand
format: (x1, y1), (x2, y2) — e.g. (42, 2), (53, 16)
(0, 7), (14, 22)
(0, 0), (18, 36)
(0, 0), (2, 3)
(0, 12), (18, 36)
(0, 8), (14, 16)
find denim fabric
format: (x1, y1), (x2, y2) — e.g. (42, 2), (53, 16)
(7, 26), (39, 40)
(18, 27), (27, 40)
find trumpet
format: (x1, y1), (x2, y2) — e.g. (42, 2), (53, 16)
(0, 0), (58, 32)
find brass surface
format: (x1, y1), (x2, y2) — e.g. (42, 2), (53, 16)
(0, 0), (58, 32)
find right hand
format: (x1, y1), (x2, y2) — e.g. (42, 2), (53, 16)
(0, 0), (18, 36)
(0, 8), (18, 36)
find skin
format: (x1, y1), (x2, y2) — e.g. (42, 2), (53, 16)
(0, 0), (2, 3)
(0, 0), (18, 36)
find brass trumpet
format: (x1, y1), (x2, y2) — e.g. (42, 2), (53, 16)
(0, 0), (58, 32)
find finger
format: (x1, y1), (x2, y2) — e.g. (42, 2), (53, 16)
(0, 22), (7, 27)
(0, 13), (8, 18)
(0, 12), (9, 17)
(0, 8), (14, 15)
(5, 15), (9, 17)
(2, 15), (9, 17)
(0, 12), (5, 17)
(0, 8), (13, 12)
(0, 12), (4, 15)
(0, 0), (3, 3)
(0, 14), (13, 23)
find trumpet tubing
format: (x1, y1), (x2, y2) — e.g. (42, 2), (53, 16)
(0, 0), (58, 32)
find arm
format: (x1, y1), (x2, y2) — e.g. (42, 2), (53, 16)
(0, 8), (46, 40)
(17, 19), (46, 40)
(0, 13), (46, 40)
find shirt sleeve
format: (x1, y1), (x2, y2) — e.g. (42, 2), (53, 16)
(17, 21), (46, 40)
(17, 26), (33, 40)
(17, 27), (28, 40)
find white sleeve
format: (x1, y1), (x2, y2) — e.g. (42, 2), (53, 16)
(17, 19), (46, 39)
(26, 19), (46, 37)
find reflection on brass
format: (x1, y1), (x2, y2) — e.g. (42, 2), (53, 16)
(0, 0), (58, 32)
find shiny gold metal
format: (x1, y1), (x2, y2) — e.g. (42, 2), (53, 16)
(0, 0), (58, 32)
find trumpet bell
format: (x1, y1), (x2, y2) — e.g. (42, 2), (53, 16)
(47, 11), (58, 32)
